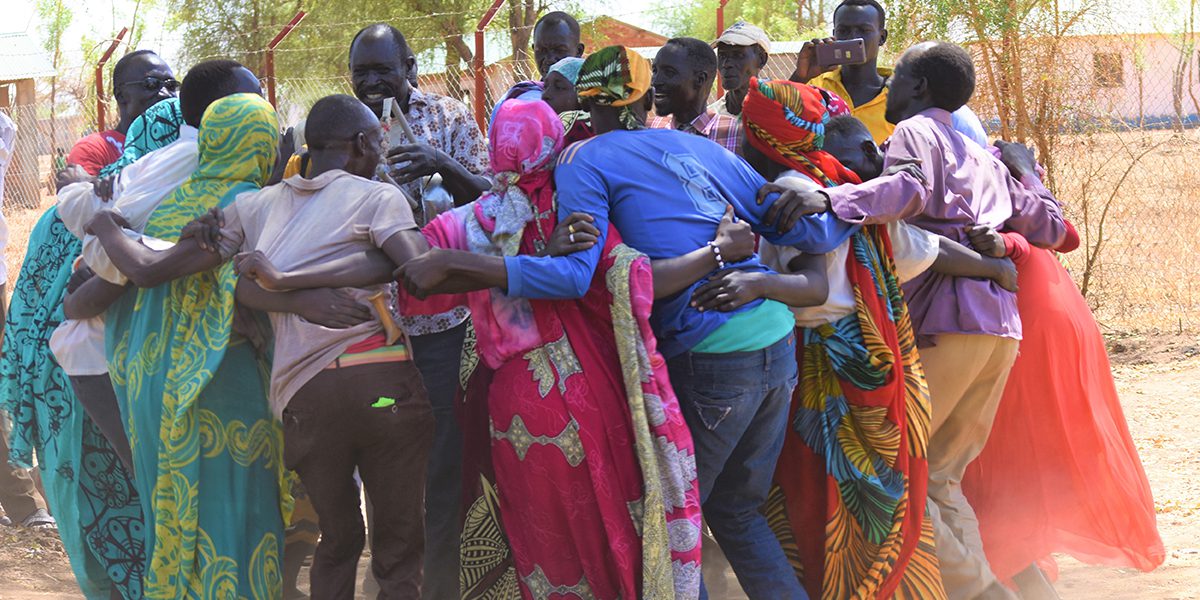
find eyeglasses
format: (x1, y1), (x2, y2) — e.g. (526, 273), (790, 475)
(121, 76), (180, 92)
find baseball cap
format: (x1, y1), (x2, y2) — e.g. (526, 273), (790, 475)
(712, 21), (771, 54)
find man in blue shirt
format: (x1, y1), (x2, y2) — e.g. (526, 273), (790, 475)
(400, 46), (853, 598)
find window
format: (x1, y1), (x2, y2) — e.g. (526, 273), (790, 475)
(1093, 52), (1124, 88)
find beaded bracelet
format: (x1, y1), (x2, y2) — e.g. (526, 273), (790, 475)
(707, 241), (727, 269)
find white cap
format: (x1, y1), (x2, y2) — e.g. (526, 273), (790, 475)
(712, 21), (771, 54)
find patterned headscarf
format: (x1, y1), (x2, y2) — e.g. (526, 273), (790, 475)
(124, 93), (282, 595)
(467, 99), (564, 257)
(576, 46), (651, 131)
(742, 77), (860, 186)
(99, 98), (185, 178)
(545, 56), (585, 84)
(144, 93), (277, 241)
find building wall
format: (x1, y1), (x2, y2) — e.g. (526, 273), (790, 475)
(970, 33), (1200, 129)
(1067, 34), (1198, 125)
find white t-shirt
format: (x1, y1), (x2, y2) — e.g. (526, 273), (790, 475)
(758, 171), (939, 328)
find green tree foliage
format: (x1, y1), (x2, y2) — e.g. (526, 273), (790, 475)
(653, 0), (830, 42)
(166, 0), (508, 82)
(36, 0), (73, 139)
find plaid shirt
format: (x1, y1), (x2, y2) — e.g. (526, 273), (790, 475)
(648, 110), (743, 155)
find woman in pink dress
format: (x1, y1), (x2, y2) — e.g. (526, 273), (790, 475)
(408, 99), (704, 600)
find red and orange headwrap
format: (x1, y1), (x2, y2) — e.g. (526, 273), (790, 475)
(742, 77), (860, 186)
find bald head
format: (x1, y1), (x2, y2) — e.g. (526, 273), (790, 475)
(885, 41), (976, 124)
(307, 95), (378, 148)
(349, 24), (414, 117)
(305, 94), (384, 178)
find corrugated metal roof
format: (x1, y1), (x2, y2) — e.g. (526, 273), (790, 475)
(0, 32), (56, 81)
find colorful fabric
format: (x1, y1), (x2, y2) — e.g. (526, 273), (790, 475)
(770, 225), (946, 599)
(104, 93), (287, 599)
(808, 67), (893, 145)
(546, 57), (585, 84)
(689, 299), (794, 353)
(99, 98), (185, 178)
(647, 110), (743, 154)
(559, 110), (595, 145)
(507, 127), (855, 358)
(0, 207), (146, 599)
(743, 77), (859, 186)
(392, 87), (483, 336)
(576, 46), (652, 131)
(418, 99), (702, 599)
(822, 107), (1067, 344)
(325, 343), (411, 369)
(82, 125), (200, 286)
(396, 87), (489, 221)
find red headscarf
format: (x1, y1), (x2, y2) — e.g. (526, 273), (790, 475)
(742, 77), (861, 186)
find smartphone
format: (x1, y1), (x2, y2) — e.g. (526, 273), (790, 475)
(816, 38), (867, 68)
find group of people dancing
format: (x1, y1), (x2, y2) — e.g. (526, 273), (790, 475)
(0, 2), (1165, 599)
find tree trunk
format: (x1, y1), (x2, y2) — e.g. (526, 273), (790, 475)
(508, 0), (537, 82)
(964, 0), (1012, 140)
(445, 35), (474, 103)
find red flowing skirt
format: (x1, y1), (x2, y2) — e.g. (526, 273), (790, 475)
(962, 247), (1164, 580)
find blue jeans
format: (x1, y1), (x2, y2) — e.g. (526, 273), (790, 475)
(667, 333), (806, 600)
(411, 322), (467, 600)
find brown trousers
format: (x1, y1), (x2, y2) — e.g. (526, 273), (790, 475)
(920, 334), (1020, 600)
(283, 360), (433, 600)
(0, 425), (43, 521)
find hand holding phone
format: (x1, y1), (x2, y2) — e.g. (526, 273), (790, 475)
(792, 38), (868, 83)
(816, 38), (867, 69)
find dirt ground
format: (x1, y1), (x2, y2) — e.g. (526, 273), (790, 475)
(0, 332), (1197, 599)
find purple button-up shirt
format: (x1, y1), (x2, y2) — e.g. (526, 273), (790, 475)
(822, 108), (1066, 345)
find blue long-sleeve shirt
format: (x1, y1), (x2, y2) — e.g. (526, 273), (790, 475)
(506, 128), (856, 357)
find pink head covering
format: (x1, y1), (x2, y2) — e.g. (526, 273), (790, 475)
(488, 99), (564, 188)
(471, 99), (565, 257)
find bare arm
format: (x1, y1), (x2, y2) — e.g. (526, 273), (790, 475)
(931, 236), (1018, 292)
(651, 246), (725, 300)
(397, 248), (507, 299)
(691, 253), (829, 313)
(651, 205), (756, 300)
(89, 211), (223, 288)
(436, 152), (490, 206)
(379, 228), (431, 270)
(63, 276), (130, 320)
(388, 144), (489, 207)
(236, 249), (397, 291)
(235, 277), (375, 329)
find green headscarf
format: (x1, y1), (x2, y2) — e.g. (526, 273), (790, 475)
(111, 92), (284, 598)
(98, 97), (185, 178)
(143, 93), (278, 241)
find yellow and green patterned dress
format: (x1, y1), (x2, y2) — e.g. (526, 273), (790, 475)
(105, 94), (289, 599)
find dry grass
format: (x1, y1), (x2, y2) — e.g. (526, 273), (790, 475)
(1054, 127), (1200, 333)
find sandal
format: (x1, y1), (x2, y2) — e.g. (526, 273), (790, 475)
(19, 508), (56, 529)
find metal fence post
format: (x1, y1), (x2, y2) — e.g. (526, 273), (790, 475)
(266, 11), (308, 109)
(94, 27), (128, 132)
(475, 0), (507, 133)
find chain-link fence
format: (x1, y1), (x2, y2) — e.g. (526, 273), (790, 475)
(4, 13), (1198, 334)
